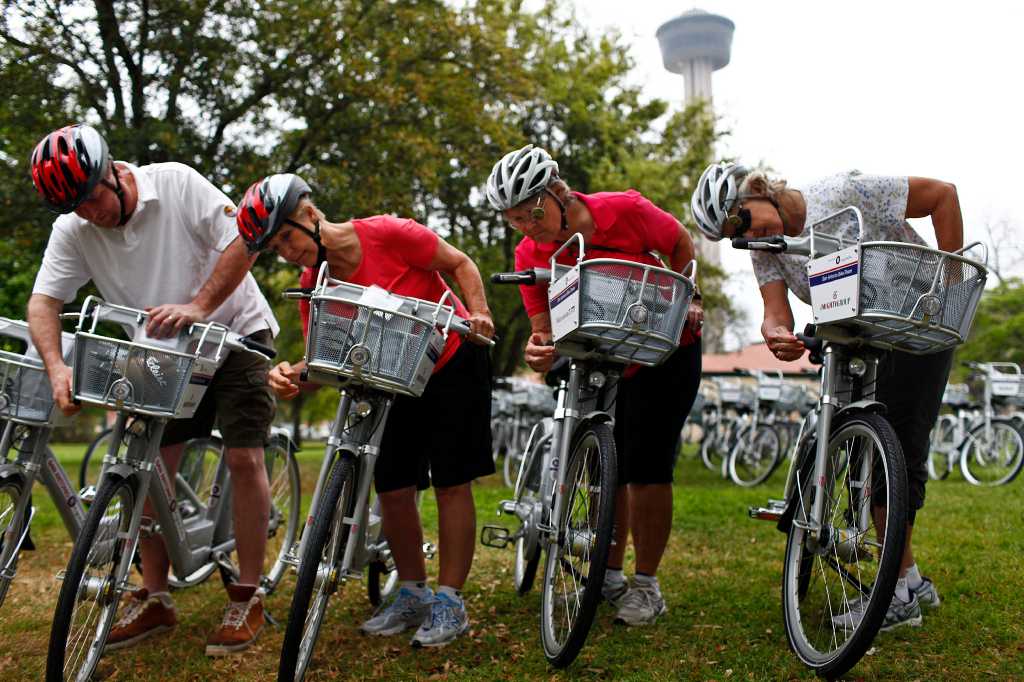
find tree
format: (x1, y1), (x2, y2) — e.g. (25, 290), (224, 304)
(1, 0), (731, 429)
(952, 278), (1024, 380)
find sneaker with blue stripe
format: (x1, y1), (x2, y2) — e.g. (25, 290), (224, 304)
(410, 593), (470, 648)
(360, 586), (433, 637)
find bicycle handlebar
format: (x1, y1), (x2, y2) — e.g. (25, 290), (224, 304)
(235, 335), (277, 360)
(490, 268), (552, 285)
(731, 236), (788, 252)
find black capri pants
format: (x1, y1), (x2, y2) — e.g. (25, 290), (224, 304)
(613, 338), (702, 485)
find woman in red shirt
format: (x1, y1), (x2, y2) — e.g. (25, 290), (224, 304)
(236, 174), (494, 647)
(486, 144), (704, 626)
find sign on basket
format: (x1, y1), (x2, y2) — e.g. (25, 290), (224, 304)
(549, 265), (581, 342)
(808, 245), (861, 324)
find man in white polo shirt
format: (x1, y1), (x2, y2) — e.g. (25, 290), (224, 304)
(27, 123), (278, 656)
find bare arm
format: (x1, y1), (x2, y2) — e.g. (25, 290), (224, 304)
(906, 177), (963, 253)
(145, 236), (256, 336)
(668, 221), (696, 274)
(428, 237), (494, 340)
(759, 280), (805, 362)
(27, 293), (79, 415)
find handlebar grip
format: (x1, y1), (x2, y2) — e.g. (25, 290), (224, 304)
(282, 287), (314, 300)
(450, 321), (497, 347)
(240, 337), (277, 360)
(491, 271), (536, 285)
(731, 236), (787, 252)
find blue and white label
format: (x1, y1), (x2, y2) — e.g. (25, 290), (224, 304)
(807, 245), (860, 324)
(549, 266), (581, 342)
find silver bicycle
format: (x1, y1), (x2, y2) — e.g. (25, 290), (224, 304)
(276, 266), (490, 681)
(928, 365), (1024, 485)
(741, 207), (988, 678)
(481, 234), (695, 667)
(44, 298), (300, 682)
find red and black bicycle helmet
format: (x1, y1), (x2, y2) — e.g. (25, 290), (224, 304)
(30, 124), (110, 214)
(236, 173), (312, 252)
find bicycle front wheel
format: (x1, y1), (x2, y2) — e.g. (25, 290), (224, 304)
(47, 475), (137, 682)
(539, 422), (617, 668)
(781, 412), (908, 680)
(960, 418), (1024, 486)
(278, 456), (357, 682)
(0, 472), (27, 608)
(728, 424), (781, 487)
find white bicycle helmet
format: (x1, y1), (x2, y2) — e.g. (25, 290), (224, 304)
(485, 144), (559, 210)
(691, 162), (749, 241)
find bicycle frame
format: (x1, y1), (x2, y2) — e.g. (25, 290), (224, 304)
(91, 412), (237, 583)
(289, 387), (394, 585)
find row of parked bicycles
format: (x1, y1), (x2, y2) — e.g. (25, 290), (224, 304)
(927, 362), (1024, 486)
(490, 376), (556, 488)
(689, 371), (817, 487)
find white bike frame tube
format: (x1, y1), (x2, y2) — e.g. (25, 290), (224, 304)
(549, 362), (583, 542)
(809, 346), (841, 543)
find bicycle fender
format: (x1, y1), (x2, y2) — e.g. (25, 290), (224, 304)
(577, 411), (614, 429)
(0, 463), (23, 482)
(100, 463), (136, 480)
(834, 400), (887, 420)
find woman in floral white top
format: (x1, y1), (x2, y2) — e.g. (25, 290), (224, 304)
(692, 164), (964, 631)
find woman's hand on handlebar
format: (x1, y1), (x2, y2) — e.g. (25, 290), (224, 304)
(687, 301), (704, 333)
(524, 332), (557, 373)
(764, 325), (806, 362)
(465, 311), (495, 345)
(269, 360), (304, 400)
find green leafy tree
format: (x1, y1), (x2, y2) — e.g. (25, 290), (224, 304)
(953, 278), (1024, 380)
(1, 0), (731, 431)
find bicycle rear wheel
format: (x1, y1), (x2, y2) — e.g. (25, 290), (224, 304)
(0, 472), (27, 608)
(47, 475), (137, 682)
(513, 432), (548, 596)
(926, 418), (957, 481)
(261, 435), (302, 592)
(278, 456), (357, 682)
(781, 412), (907, 680)
(728, 424), (781, 487)
(960, 418), (1024, 486)
(78, 427), (120, 493)
(539, 422), (616, 668)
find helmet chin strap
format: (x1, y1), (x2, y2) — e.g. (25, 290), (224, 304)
(102, 164), (134, 227)
(285, 218), (327, 269)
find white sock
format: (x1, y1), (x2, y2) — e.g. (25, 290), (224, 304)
(148, 591), (174, 608)
(400, 580), (431, 598)
(437, 585), (462, 602)
(905, 564), (924, 590)
(894, 577), (911, 602)
(604, 568), (625, 585)
(633, 573), (659, 590)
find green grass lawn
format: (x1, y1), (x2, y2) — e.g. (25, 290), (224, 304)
(1, 442), (1021, 680)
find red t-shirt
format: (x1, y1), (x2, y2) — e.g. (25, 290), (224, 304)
(298, 216), (469, 372)
(513, 190), (699, 347)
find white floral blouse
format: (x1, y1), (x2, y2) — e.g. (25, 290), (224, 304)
(750, 171), (927, 304)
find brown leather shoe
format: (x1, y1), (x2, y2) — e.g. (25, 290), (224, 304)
(205, 583), (265, 656)
(105, 589), (177, 652)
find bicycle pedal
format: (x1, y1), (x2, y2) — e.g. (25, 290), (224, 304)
(480, 525), (511, 549)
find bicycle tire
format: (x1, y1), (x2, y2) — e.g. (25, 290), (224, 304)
(513, 433), (548, 596)
(278, 456), (357, 682)
(926, 418), (956, 481)
(47, 474), (137, 682)
(0, 471), (27, 608)
(960, 418), (1024, 486)
(700, 422), (725, 472)
(539, 422), (617, 668)
(728, 424), (781, 487)
(78, 427), (116, 492)
(781, 412), (908, 680)
(261, 435), (302, 593)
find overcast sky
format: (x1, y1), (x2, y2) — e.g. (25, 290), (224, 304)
(569, 0), (1024, 348)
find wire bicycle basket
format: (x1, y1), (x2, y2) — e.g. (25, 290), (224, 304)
(0, 318), (75, 426)
(547, 233), (695, 366)
(71, 297), (231, 418)
(304, 263), (455, 397)
(806, 207), (988, 354)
